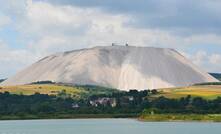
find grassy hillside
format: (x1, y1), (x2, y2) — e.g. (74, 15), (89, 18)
(1, 83), (221, 100)
(156, 85), (221, 99)
(0, 84), (119, 99)
(0, 79), (5, 83)
(1, 83), (221, 121)
(210, 73), (221, 81)
(139, 114), (221, 122)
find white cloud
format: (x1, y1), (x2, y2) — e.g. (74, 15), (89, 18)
(185, 51), (221, 73)
(0, 14), (11, 28)
(1, 0), (221, 77)
(191, 51), (208, 66)
(209, 54), (221, 64)
(0, 40), (35, 77)
(208, 53), (221, 73)
(17, 1), (221, 50)
(16, 1), (190, 52)
(184, 34), (221, 45)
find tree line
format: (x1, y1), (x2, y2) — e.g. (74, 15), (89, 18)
(0, 90), (221, 117)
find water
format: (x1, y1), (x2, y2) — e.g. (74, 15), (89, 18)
(0, 119), (220, 134)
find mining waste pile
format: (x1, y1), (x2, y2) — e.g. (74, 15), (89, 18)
(1, 45), (218, 90)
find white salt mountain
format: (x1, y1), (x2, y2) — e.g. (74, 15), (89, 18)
(1, 46), (218, 90)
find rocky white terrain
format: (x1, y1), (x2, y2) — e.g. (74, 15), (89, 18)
(1, 46), (218, 90)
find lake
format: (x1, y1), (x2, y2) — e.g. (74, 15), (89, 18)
(0, 119), (220, 134)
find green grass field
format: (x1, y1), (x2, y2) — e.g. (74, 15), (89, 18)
(0, 84), (85, 98)
(157, 85), (221, 99)
(0, 84), (118, 99)
(1, 84), (221, 99)
(139, 114), (221, 122)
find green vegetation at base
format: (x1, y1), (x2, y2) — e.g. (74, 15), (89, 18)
(194, 82), (221, 86)
(1, 84), (221, 100)
(0, 114), (137, 120)
(76, 85), (120, 98)
(1, 83), (221, 121)
(0, 84), (119, 100)
(1, 90), (221, 121)
(31, 81), (55, 84)
(144, 96), (221, 114)
(0, 90), (148, 120)
(139, 114), (221, 122)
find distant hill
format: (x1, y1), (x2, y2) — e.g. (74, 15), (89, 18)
(209, 73), (221, 81)
(0, 79), (5, 83)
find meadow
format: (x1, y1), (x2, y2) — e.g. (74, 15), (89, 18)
(0, 84), (83, 96)
(0, 84), (118, 99)
(139, 114), (221, 122)
(1, 83), (221, 121)
(1, 84), (221, 100)
(157, 85), (221, 99)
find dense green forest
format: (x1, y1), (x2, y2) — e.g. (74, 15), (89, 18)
(1, 89), (221, 120)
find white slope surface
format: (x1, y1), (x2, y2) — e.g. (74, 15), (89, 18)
(1, 46), (218, 90)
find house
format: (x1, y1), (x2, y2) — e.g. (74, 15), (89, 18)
(89, 100), (98, 107)
(89, 97), (117, 107)
(72, 103), (80, 109)
(128, 96), (134, 101)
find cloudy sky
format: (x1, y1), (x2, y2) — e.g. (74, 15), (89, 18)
(0, 0), (221, 78)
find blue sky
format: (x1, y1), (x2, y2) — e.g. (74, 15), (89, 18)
(0, 0), (221, 78)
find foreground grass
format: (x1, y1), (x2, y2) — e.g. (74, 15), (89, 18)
(139, 114), (221, 122)
(157, 85), (221, 100)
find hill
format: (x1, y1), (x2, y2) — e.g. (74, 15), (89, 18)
(1, 46), (218, 90)
(157, 85), (221, 99)
(0, 79), (5, 83)
(1, 83), (221, 100)
(1, 83), (221, 121)
(210, 73), (221, 81)
(0, 84), (119, 99)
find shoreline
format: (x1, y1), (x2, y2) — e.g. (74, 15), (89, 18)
(139, 114), (221, 122)
(1, 114), (221, 122)
(0, 114), (138, 121)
